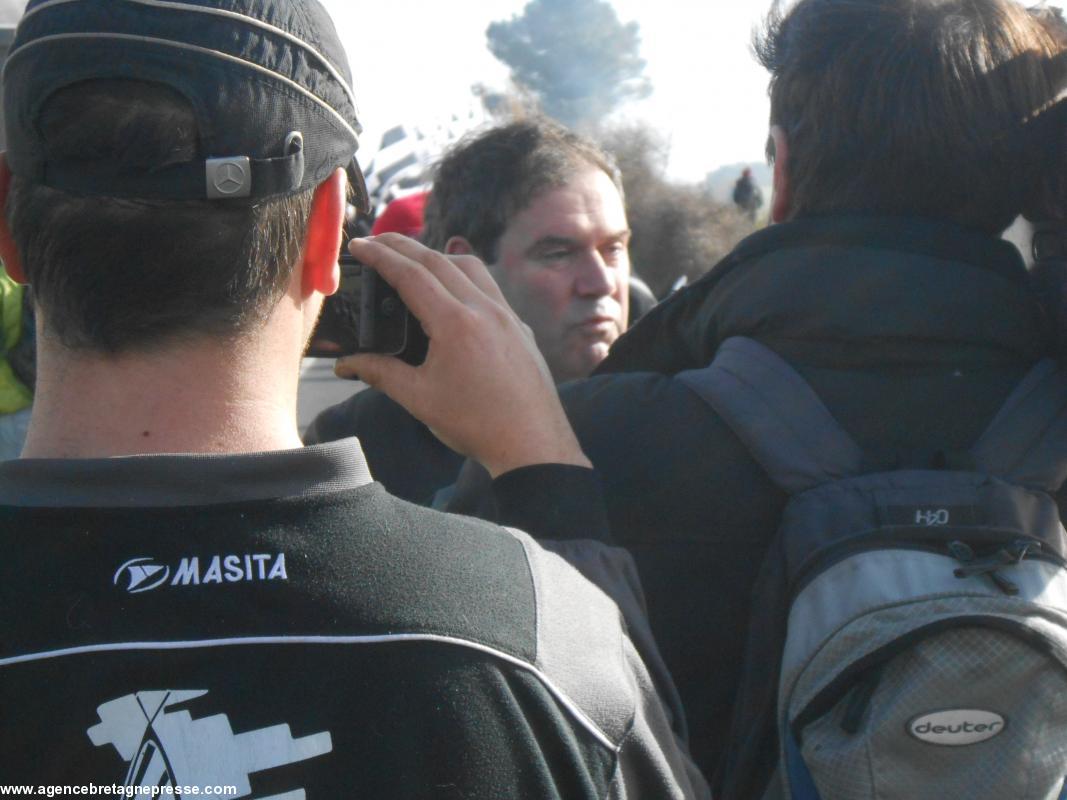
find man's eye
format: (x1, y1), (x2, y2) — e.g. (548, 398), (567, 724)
(540, 250), (571, 261)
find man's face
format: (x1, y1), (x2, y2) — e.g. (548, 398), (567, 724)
(489, 168), (630, 383)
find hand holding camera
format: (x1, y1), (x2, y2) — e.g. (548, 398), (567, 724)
(331, 234), (590, 478)
(305, 247), (428, 363)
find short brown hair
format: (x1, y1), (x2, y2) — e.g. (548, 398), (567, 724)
(7, 79), (315, 353)
(755, 0), (1062, 233)
(421, 118), (623, 261)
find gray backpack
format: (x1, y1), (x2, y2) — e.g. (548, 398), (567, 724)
(680, 336), (1067, 800)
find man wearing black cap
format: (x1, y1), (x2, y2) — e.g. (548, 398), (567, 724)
(0, 2), (706, 797)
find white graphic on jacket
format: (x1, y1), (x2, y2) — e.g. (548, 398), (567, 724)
(87, 690), (333, 798)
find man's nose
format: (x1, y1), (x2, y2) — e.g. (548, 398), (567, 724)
(573, 250), (618, 298)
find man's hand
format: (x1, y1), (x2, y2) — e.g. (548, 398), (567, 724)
(335, 234), (591, 478)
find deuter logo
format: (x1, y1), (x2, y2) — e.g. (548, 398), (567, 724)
(114, 553), (288, 593)
(908, 709), (1006, 746)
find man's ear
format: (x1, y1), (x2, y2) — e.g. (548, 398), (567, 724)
(444, 236), (476, 257)
(0, 154), (27, 284)
(769, 125), (793, 224)
(301, 167), (346, 297)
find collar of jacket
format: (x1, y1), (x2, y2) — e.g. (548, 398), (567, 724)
(601, 214), (1045, 375)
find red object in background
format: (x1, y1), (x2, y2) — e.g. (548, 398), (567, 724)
(371, 191), (429, 237)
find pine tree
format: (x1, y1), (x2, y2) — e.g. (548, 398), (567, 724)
(486, 0), (651, 129)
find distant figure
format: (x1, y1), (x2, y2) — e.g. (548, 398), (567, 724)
(732, 167), (762, 220)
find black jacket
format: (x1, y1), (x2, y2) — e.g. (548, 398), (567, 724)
(0, 442), (707, 799)
(556, 214), (1062, 780)
(303, 386), (462, 505)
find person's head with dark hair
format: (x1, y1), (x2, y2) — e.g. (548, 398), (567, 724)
(4, 79), (319, 353)
(423, 119), (631, 383)
(0, 0), (363, 455)
(755, 0), (1062, 234)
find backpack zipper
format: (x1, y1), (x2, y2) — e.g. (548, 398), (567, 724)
(947, 539), (1040, 596)
(789, 530), (1063, 601)
(790, 616), (1067, 745)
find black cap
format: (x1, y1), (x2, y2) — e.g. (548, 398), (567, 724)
(3, 0), (369, 210)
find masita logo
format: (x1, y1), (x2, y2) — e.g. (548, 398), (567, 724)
(113, 558), (171, 594)
(907, 709), (1006, 746)
(114, 553), (288, 593)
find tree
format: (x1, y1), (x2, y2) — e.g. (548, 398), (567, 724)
(486, 0), (651, 129)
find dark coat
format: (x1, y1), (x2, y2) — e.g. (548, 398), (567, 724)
(557, 214), (1063, 780)
(303, 386), (462, 505)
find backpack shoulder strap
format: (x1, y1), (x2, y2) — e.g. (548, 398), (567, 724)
(677, 336), (863, 494)
(971, 358), (1067, 491)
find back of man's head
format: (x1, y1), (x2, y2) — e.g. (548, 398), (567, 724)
(2, 0), (365, 354)
(421, 118), (622, 262)
(756, 0), (1062, 233)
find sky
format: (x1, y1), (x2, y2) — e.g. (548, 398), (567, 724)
(319, 0), (776, 182)
(3, 0), (1064, 183)
(321, 0), (1067, 183)
(0, 0), (772, 178)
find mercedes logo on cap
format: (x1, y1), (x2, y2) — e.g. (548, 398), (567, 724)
(206, 157), (252, 199)
(214, 163), (246, 194)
